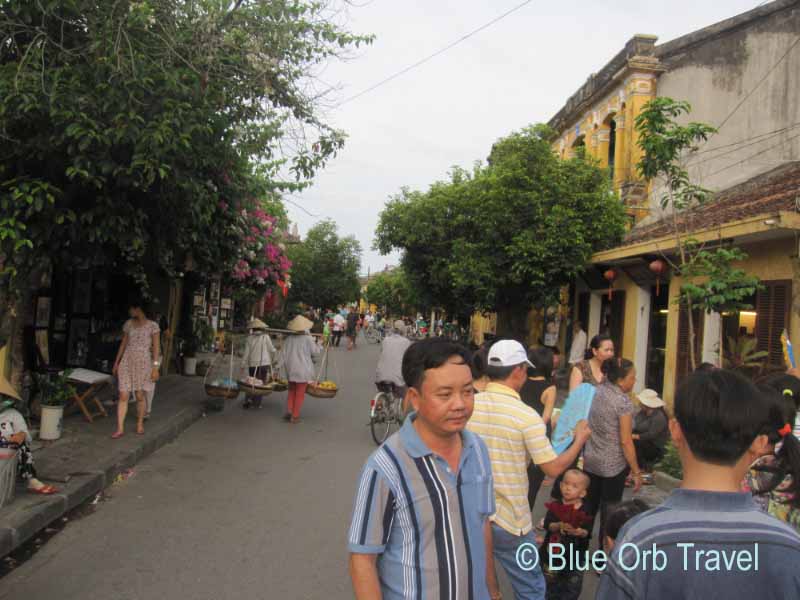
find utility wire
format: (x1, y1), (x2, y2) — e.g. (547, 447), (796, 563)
(336, 0), (535, 107)
(283, 195), (321, 218)
(689, 122), (800, 158)
(687, 122), (800, 167)
(704, 131), (800, 178)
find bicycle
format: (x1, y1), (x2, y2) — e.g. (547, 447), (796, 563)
(364, 325), (382, 345)
(370, 382), (405, 445)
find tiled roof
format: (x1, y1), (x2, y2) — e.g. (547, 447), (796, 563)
(622, 161), (800, 246)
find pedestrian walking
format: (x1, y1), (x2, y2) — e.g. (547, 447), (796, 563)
(349, 338), (497, 600)
(466, 339), (591, 600)
(112, 299), (160, 438)
(346, 310), (359, 350)
(241, 318), (276, 409)
(582, 358), (642, 544)
(332, 312), (345, 347)
(282, 315), (321, 424)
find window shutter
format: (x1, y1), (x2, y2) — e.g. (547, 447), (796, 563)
(755, 280), (792, 368)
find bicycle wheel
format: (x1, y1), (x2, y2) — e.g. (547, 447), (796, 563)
(370, 392), (392, 445)
(365, 328), (380, 344)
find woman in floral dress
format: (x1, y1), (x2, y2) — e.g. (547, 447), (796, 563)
(112, 301), (160, 438)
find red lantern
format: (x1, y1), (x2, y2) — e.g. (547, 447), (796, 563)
(649, 259), (667, 296)
(603, 268), (617, 300)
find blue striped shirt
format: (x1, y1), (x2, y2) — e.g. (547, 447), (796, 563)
(348, 414), (495, 600)
(597, 488), (800, 599)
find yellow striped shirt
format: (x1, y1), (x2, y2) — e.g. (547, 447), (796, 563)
(466, 382), (557, 535)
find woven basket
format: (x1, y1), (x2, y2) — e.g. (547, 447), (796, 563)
(204, 384), (240, 399)
(271, 381), (289, 392)
(307, 383), (338, 399)
(0, 447), (18, 509)
(238, 380), (274, 398)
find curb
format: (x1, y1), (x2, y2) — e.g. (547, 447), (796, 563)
(654, 470), (681, 493)
(0, 402), (205, 557)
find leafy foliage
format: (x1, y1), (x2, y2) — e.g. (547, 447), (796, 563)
(375, 125), (627, 332)
(724, 335), (768, 372)
(364, 268), (425, 316)
(0, 1), (372, 294)
(635, 98), (762, 369)
(287, 220), (362, 309)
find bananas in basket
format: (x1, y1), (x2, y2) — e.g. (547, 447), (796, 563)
(316, 380), (338, 390)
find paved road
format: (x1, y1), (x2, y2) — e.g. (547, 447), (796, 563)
(0, 339), (661, 599)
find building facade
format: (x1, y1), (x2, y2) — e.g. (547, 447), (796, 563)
(549, 0), (800, 402)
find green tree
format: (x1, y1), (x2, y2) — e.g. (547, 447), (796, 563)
(287, 220), (362, 309)
(375, 125), (627, 339)
(0, 0), (371, 291)
(635, 98), (761, 369)
(365, 268), (426, 317)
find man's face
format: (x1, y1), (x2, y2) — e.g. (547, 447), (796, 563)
(410, 357), (475, 435)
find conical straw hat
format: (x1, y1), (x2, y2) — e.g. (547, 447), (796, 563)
(286, 315), (314, 332)
(0, 373), (21, 401)
(248, 318), (268, 330)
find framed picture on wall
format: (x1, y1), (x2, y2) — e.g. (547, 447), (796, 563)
(72, 270), (93, 314)
(35, 330), (50, 365)
(221, 298), (232, 310)
(35, 297), (52, 328)
(67, 318), (91, 366)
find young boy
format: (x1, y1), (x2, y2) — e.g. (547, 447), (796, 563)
(597, 369), (800, 599)
(539, 469), (594, 600)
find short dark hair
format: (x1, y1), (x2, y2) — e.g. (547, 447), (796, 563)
(695, 362), (717, 373)
(402, 338), (473, 390)
(675, 369), (769, 466)
(528, 347), (553, 379)
(601, 357), (634, 384)
(486, 364), (520, 382)
(605, 499), (650, 541)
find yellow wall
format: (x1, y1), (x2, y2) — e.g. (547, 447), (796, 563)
(619, 273), (640, 361)
(660, 237), (799, 407)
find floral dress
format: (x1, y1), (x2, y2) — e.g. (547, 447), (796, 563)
(742, 454), (800, 533)
(118, 320), (159, 393)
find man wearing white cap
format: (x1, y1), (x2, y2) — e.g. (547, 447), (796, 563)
(467, 339), (592, 600)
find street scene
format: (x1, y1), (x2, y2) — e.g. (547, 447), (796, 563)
(1, 1), (800, 599)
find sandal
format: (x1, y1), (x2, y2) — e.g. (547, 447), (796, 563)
(282, 413), (292, 422)
(290, 417), (302, 424)
(29, 484), (58, 495)
(111, 431), (124, 439)
(136, 426), (145, 435)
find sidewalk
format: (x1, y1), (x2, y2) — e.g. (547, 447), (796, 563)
(0, 375), (207, 557)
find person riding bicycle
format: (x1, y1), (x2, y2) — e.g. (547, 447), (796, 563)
(375, 320), (412, 412)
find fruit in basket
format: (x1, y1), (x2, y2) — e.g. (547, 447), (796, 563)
(275, 378), (288, 385)
(317, 380), (338, 390)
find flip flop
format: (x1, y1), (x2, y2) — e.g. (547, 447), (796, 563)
(282, 413), (291, 422)
(111, 431), (124, 439)
(30, 484), (58, 495)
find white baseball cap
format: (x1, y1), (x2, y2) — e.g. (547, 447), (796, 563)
(487, 340), (535, 368)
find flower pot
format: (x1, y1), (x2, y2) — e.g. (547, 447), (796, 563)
(40, 405), (64, 441)
(183, 357), (198, 376)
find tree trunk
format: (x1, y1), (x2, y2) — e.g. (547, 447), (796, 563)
(495, 305), (529, 344)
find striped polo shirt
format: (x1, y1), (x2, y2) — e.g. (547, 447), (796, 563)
(466, 382), (557, 536)
(597, 489), (800, 599)
(348, 414), (495, 600)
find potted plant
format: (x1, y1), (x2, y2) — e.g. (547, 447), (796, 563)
(34, 371), (76, 441)
(181, 335), (201, 376)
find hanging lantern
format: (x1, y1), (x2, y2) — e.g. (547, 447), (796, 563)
(649, 259), (667, 296)
(603, 268), (617, 300)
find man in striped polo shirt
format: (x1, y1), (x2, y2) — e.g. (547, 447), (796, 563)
(348, 338), (496, 599)
(597, 369), (800, 599)
(467, 339), (591, 599)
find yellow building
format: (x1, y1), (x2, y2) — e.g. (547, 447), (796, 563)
(549, 1), (800, 404)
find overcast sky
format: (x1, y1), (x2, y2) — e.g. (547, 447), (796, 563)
(287, 0), (761, 275)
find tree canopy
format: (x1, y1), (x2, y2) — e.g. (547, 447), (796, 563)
(364, 268), (426, 317)
(375, 125), (627, 336)
(287, 220), (362, 309)
(0, 0), (372, 293)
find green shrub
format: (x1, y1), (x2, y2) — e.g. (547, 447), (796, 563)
(656, 442), (683, 480)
